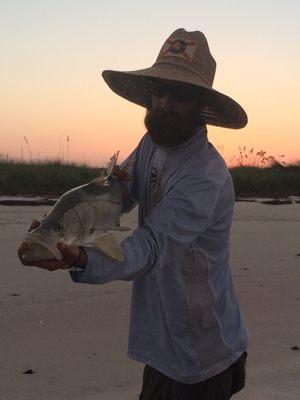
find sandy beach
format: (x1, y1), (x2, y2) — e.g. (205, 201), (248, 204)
(0, 202), (299, 400)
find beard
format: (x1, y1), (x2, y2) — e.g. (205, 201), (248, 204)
(144, 108), (205, 147)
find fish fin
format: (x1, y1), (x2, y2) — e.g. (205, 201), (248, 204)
(92, 233), (124, 262)
(105, 151), (119, 178)
(89, 151), (119, 184)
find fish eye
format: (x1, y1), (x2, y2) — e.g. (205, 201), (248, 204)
(55, 223), (64, 232)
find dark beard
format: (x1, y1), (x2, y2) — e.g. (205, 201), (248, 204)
(144, 109), (205, 147)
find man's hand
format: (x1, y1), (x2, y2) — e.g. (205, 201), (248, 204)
(18, 241), (82, 271)
(17, 216), (87, 271)
(112, 166), (131, 181)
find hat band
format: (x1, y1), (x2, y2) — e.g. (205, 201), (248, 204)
(154, 59), (212, 87)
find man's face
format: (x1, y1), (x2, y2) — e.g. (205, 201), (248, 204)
(144, 78), (206, 147)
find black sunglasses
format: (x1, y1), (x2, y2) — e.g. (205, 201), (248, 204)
(148, 79), (201, 102)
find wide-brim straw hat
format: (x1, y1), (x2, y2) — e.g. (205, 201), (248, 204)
(102, 28), (247, 129)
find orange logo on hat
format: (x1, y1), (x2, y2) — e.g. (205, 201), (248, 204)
(160, 38), (196, 61)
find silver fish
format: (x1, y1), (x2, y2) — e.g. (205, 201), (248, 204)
(21, 152), (130, 263)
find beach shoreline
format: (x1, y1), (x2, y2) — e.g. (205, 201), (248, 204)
(1, 194), (300, 206)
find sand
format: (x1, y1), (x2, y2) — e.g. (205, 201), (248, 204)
(0, 202), (299, 400)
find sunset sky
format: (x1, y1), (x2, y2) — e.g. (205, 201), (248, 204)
(1, 1), (299, 167)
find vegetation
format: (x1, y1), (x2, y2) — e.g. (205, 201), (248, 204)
(0, 154), (101, 196)
(230, 164), (300, 197)
(0, 145), (299, 198)
(227, 146), (300, 197)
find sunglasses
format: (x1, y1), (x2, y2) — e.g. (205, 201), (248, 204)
(148, 79), (201, 102)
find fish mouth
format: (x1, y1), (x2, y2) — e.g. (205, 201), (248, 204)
(23, 231), (62, 260)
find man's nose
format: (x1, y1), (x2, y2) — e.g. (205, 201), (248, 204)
(159, 92), (173, 110)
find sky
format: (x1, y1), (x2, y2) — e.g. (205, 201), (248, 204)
(1, 0), (299, 167)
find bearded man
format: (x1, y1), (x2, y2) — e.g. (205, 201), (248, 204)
(19, 29), (249, 400)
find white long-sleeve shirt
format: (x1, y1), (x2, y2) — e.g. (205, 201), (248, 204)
(70, 125), (249, 383)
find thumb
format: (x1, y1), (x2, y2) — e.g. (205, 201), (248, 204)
(57, 242), (79, 264)
(113, 166), (131, 182)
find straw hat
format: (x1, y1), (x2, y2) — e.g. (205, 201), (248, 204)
(102, 28), (247, 129)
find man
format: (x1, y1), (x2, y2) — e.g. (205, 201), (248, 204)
(19, 29), (249, 399)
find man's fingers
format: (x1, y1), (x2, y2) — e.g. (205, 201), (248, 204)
(31, 243), (80, 270)
(17, 242), (44, 266)
(57, 242), (80, 264)
(18, 242), (29, 256)
(112, 166), (131, 181)
(20, 213), (62, 268)
(17, 242), (32, 265)
(18, 239), (80, 270)
(33, 259), (67, 269)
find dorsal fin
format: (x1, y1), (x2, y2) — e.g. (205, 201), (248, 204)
(105, 151), (119, 178)
(90, 151), (119, 184)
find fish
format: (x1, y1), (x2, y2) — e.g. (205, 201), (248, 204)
(20, 152), (130, 263)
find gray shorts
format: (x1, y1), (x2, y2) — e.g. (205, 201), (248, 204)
(139, 352), (248, 400)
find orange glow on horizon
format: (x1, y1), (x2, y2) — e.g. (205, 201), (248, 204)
(1, 22), (299, 168)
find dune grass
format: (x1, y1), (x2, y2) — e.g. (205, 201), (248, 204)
(0, 155), (101, 196)
(226, 146), (300, 197)
(230, 164), (300, 197)
(0, 151), (299, 198)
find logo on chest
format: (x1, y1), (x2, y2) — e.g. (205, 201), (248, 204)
(150, 167), (158, 190)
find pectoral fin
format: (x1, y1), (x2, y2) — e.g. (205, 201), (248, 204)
(92, 233), (125, 262)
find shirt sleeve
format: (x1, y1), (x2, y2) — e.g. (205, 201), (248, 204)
(70, 176), (221, 284)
